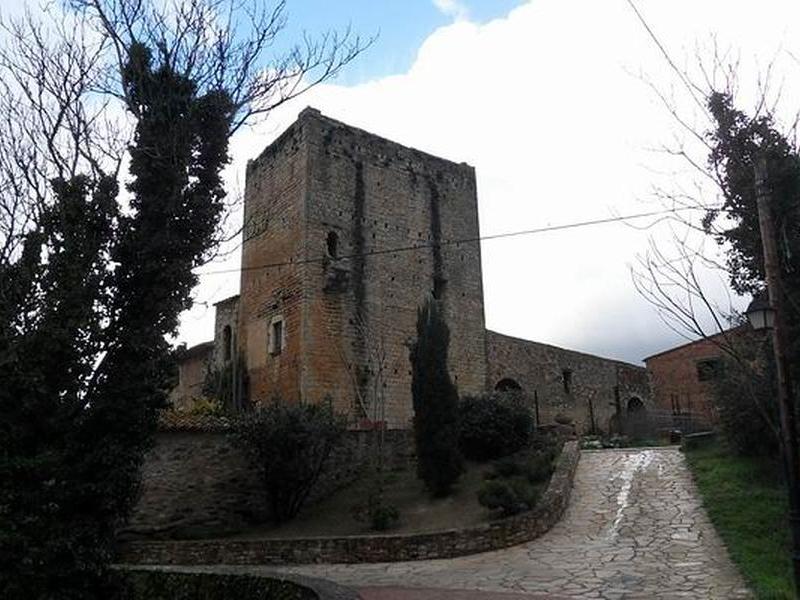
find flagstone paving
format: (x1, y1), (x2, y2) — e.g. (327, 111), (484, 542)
(273, 447), (751, 599)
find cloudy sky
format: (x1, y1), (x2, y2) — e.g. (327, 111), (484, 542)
(177, 0), (800, 365)
(46, 0), (798, 365)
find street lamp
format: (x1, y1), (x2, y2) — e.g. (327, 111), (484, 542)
(745, 294), (776, 331)
(753, 156), (800, 596)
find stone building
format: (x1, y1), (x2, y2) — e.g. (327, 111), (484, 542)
(174, 107), (651, 432)
(487, 332), (651, 434)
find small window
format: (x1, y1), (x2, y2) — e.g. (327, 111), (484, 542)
(222, 325), (232, 362)
(432, 276), (447, 300)
(268, 317), (285, 356)
(697, 359), (721, 382)
(495, 378), (522, 392)
(562, 369), (573, 394)
(326, 231), (339, 259)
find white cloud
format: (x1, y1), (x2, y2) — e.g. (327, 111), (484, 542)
(432, 0), (469, 21)
(180, 0), (800, 364)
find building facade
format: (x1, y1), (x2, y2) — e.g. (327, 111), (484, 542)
(174, 108), (651, 431)
(644, 326), (753, 425)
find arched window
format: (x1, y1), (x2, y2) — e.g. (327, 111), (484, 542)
(495, 378), (522, 392)
(222, 325), (232, 362)
(627, 397), (645, 414)
(326, 231), (339, 259)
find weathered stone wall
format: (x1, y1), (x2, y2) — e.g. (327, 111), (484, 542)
(119, 441), (580, 566)
(486, 331), (651, 434)
(239, 107), (487, 426)
(169, 343), (213, 411)
(238, 119), (309, 403)
(124, 422), (413, 540)
(212, 295), (239, 369)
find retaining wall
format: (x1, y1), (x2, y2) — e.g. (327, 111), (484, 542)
(118, 441), (580, 565)
(123, 417), (413, 540)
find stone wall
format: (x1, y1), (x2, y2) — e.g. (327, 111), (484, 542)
(169, 343), (213, 411)
(212, 295), (240, 369)
(121, 567), (360, 600)
(486, 331), (651, 434)
(119, 441), (580, 566)
(239, 116), (309, 403)
(124, 420), (413, 540)
(237, 108), (487, 426)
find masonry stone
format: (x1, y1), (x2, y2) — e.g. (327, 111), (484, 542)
(172, 107), (650, 429)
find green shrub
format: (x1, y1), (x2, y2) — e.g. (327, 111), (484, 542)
(231, 401), (345, 522)
(369, 503), (400, 531)
(121, 570), (315, 599)
(711, 348), (780, 457)
(410, 299), (463, 496)
(477, 478), (539, 516)
(485, 451), (555, 485)
(554, 413), (573, 426)
(459, 393), (533, 461)
(352, 481), (401, 531)
(490, 455), (526, 479)
(524, 453), (554, 484)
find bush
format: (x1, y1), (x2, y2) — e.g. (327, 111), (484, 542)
(351, 479), (401, 532)
(121, 570), (315, 600)
(554, 413), (573, 426)
(485, 451), (555, 485)
(369, 503), (400, 531)
(231, 401), (345, 522)
(459, 393), (533, 461)
(477, 478), (539, 516)
(410, 299), (463, 496)
(712, 347), (781, 457)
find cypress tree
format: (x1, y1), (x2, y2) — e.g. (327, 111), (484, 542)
(410, 298), (463, 496)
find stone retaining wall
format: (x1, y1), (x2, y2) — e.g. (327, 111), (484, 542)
(123, 423), (413, 540)
(118, 441), (580, 565)
(121, 566), (360, 600)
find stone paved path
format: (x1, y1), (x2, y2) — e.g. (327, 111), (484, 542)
(274, 448), (751, 599)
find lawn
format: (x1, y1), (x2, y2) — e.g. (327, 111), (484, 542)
(684, 441), (793, 599)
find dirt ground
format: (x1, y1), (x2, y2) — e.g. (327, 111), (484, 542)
(229, 461), (497, 539)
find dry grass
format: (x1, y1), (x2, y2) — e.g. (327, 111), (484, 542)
(231, 460), (497, 539)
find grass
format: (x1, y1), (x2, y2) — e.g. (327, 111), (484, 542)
(684, 441), (793, 599)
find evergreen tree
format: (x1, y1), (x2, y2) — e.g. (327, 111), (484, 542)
(705, 92), (800, 380)
(0, 1), (365, 596)
(409, 298), (463, 496)
(0, 43), (233, 599)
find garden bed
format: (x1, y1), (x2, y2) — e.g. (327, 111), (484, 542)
(117, 441), (580, 566)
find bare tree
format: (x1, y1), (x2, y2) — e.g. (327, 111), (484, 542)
(0, 9), (124, 269)
(623, 3), (798, 448)
(0, 2), (370, 595)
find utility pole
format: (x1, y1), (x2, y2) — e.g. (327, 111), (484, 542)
(754, 156), (800, 595)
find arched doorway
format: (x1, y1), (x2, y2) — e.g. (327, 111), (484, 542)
(625, 396), (648, 438)
(495, 378), (522, 392)
(627, 396), (645, 414)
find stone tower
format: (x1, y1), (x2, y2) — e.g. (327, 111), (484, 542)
(237, 108), (487, 428)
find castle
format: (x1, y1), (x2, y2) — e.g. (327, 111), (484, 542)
(172, 107), (650, 432)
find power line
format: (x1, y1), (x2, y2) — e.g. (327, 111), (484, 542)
(624, 0), (708, 115)
(195, 206), (710, 276)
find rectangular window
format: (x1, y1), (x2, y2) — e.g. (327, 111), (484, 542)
(562, 369), (573, 394)
(268, 317), (285, 356)
(696, 359), (720, 382)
